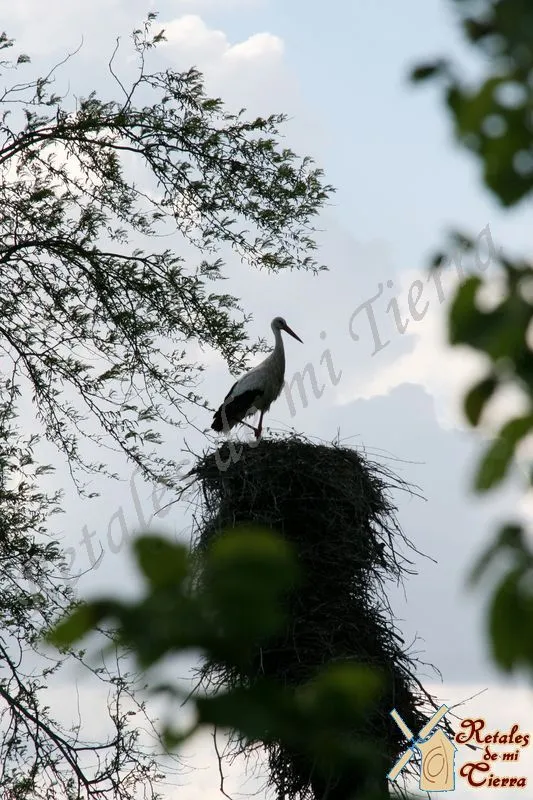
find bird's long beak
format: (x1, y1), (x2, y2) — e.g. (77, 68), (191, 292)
(283, 323), (303, 343)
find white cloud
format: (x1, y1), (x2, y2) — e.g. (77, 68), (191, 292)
(176, 0), (261, 6)
(160, 15), (228, 61)
(336, 262), (486, 430)
(334, 252), (529, 440)
(150, 14), (296, 123)
(225, 31), (284, 62)
(160, 15), (284, 74)
(3, 3), (282, 83)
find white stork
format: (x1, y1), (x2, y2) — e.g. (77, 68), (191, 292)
(211, 316), (303, 439)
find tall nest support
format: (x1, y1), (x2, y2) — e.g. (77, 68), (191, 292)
(189, 435), (448, 800)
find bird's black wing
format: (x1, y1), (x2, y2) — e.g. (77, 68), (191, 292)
(224, 381), (238, 401)
(211, 387), (264, 432)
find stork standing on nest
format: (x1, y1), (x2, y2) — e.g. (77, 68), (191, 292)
(211, 316), (303, 439)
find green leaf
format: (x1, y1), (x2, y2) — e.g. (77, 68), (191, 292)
(464, 374), (498, 426)
(195, 682), (288, 742)
(488, 567), (531, 672)
(203, 525), (299, 643)
(449, 275), (482, 346)
(453, 76), (506, 139)
(450, 274), (532, 363)
(441, 67), (533, 205)
(479, 103), (533, 207)
(410, 61), (447, 83)
(134, 535), (189, 589)
(475, 415), (533, 491)
(464, 18), (496, 43)
(161, 722), (199, 751)
(207, 525), (296, 585)
(430, 251), (446, 269)
(475, 438), (513, 492)
(298, 663), (382, 723)
(46, 601), (114, 648)
(469, 524), (525, 586)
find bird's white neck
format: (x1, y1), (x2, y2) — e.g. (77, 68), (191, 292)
(272, 326), (285, 373)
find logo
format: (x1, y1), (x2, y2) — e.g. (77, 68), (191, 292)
(455, 718), (529, 789)
(388, 705), (456, 792)
(388, 707), (531, 792)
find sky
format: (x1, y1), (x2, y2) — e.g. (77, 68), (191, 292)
(2, 1), (533, 798)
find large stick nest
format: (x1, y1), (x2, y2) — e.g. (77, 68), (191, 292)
(189, 435), (449, 799)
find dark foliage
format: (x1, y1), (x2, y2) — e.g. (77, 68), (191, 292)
(412, 0), (533, 676)
(0, 386), (167, 799)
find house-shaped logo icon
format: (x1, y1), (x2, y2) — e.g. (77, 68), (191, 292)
(417, 728), (457, 791)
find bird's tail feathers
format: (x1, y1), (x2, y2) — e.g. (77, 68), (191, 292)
(211, 408), (224, 432)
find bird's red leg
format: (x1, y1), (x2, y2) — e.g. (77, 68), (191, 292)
(255, 411), (264, 439)
(240, 420), (257, 433)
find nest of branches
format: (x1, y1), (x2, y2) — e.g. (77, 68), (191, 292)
(190, 435), (448, 800)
